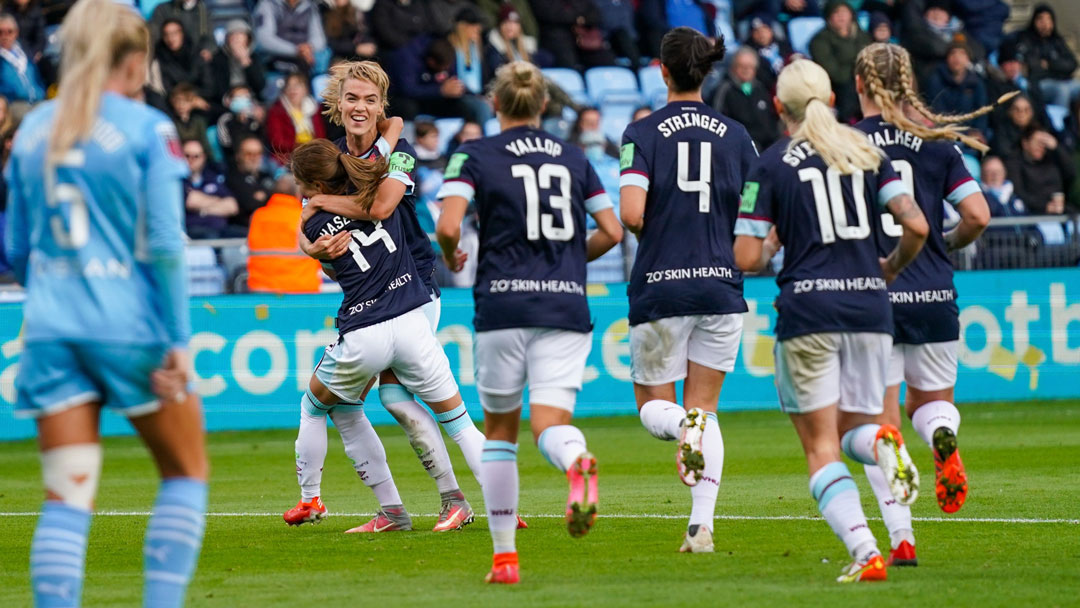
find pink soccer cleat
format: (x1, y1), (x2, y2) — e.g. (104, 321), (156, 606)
(566, 452), (598, 538)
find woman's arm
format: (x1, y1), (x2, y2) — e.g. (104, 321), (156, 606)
(586, 207), (623, 261)
(435, 196), (469, 271)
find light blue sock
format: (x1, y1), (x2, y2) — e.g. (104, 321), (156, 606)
(31, 501), (90, 608)
(144, 478), (207, 608)
(434, 403), (472, 437)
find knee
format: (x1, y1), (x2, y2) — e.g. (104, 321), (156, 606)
(41, 444), (103, 511)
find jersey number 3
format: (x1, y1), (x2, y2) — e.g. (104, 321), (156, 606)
(512, 163), (574, 241)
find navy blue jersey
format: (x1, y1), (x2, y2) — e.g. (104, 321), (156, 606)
(734, 137), (911, 341)
(334, 136), (439, 296)
(619, 101), (754, 325)
(436, 125), (612, 333)
(855, 118), (980, 344)
(303, 209), (429, 335)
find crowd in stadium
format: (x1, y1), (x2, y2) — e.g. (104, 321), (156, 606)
(0, 0), (1077, 289)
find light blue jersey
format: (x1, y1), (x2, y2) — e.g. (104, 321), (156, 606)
(5, 92), (190, 347)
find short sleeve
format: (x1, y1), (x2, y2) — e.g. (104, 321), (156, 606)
(618, 127), (650, 191)
(583, 161), (613, 214)
(733, 157), (774, 238)
(875, 155), (910, 208)
(386, 141), (417, 195)
(436, 145), (478, 202)
(942, 144), (981, 206)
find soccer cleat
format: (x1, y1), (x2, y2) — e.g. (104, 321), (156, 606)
(873, 424), (920, 506)
(517, 516), (529, 529)
(345, 510), (412, 533)
(432, 499), (474, 532)
(485, 552), (520, 584)
(678, 524), (714, 553)
(566, 452), (598, 538)
(887, 540), (917, 567)
(837, 553), (888, 583)
(283, 497), (327, 526)
(933, 427), (968, 513)
(677, 408), (707, 486)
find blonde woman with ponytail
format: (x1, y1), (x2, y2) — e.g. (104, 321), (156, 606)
(733, 58), (929, 584)
(850, 43), (994, 554)
(5, 0), (208, 605)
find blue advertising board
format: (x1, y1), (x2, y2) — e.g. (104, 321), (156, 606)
(1, 269), (1078, 440)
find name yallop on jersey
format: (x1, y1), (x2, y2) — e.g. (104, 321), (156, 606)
(791, 276), (888, 294)
(345, 271), (415, 316)
(645, 265), (736, 284)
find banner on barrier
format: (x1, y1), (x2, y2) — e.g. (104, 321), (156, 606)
(1, 269), (1078, 440)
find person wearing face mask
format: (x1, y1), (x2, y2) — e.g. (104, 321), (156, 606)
(216, 84), (267, 169)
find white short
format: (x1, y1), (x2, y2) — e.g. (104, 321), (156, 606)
(774, 332), (891, 415)
(475, 328), (592, 413)
(421, 292), (441, 332)
(630, 314), (743, 385)
(887, 341), (958, 391)
(315, 308), (458, 405)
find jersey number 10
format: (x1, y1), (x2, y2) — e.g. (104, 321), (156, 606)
(512, 163), (574, 241)
(799, 160), (914, 244)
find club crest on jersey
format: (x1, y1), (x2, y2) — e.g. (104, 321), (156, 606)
(155, 122), (183, 159)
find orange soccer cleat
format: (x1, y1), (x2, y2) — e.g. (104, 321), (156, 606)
(933, 427), (968, 513)
(837, 553), (888, 583)
(874, 424), (920, 506)
(485, 552), (520, 584)
(887, 540), (918, 567)
(283, 497), (328, 526)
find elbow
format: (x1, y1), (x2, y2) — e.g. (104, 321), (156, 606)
(607, 222), (624, 245)
(368, 204), (393, 222)
(435, 220), (458, 245)
(968, 204), (991, 232)
(909, 216), (930, 242)
(733, 239), (763, 272)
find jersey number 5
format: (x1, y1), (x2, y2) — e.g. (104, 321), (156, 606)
(44, 150), (90, 249)
(677, 142), (712, 213)
(512, 163), (574, 241)
(347, 223), (396, 271)
(799, 166), (871, 244)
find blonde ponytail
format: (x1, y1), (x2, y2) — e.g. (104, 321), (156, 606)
(491, 61), (547, 120)
(777, 60), (884, 175)
(49, 0), (148, 163)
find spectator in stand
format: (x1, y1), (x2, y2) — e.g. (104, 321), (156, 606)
(247, 172), (322, 293)
(635, 0), (667, 59)
(0, 94), (12, 136)
(0, 12), (43, 114)
(593, 0), (639, 68)
(991, 93), (1038, 159)
(226, 135), (277, 235)
(926, 39), (989, 136)
(4, 0), (43, 65)
(530, 0), (615, 70)
(486, 4), (541, 68)
(168, 82), (212, 155)
(368, 0), (429, 51)
(569, 106), (618, 159)
(988, 39), (1048, 130)
(1005, 125), (1075, 215)
(413, 120), (447, 169)
(809, 0), (869, 122)
(267, 72), (327, 164)
(253, 0), (327, 75)
(1013, 4), (1079, 108)
(868, 11), (893, 43)
(149, 0), (213, 60)
(182, 139), (239, 239)
(902, 0), (983, 89)
(448, 7), (494, 123)
(711, 47), (781, 149)
(980, 154), (1024, 217)
(322, 0), (378, 62)
(951, 0), (1008, 56)
(1068, 96), (1080, 208)
(632, 105), (651, 121)
(744, 16), (790, 93)
(217, 85), (267, 169)
(446, 119), (483, 155)
(149, 19), (211, 100)
(208, 20), (267, 113)
(428, 0), (478, 36)
(477, 0), (539, 39)
(388, 36), (490, 122)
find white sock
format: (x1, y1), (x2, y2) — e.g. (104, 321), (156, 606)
(840, 423), (880, 466)
(379, 384), (460, 494)
(810, 461), (879, 561)
(481, 440), (519, 554)
(689, 413), (723, 529)
(537, 425), (588, 472)
(330, 408), (403, 508)
(639, 399), (685, 440)
(863, 463), (915, 548)
(911, 400), (961, 448)
(435, 403), (485, 486)
(295, 396), (328, 500)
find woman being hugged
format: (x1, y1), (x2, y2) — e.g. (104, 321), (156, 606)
(733, 59), (929, 583)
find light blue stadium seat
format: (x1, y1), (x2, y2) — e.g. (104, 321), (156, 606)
(638, 65), (666, 109)
(185, 246), (226, 296)
(140, 0), (169, 19)
(484, 117), (501, 136)
(262, 72), (285, 102)
(542, 68), (589, 105)
(1046, 104), (1068, 132)
(312, 73), (331, 102)
(787, 16), (826, 57)
(601, 103), (636, 145)
(434, 117), (465, 154)
(585, 66), (642, 105)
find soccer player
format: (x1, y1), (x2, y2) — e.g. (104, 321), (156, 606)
(733, 59), (928, 583)
(618, 27), (756, 553)
(853, 42), (997, 563)
(292, 138), (485, 534)
(5, 0), (208, 605)
(284, 61), (485, 533)
(435, 61), (623, 584)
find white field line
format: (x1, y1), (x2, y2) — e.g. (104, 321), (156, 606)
(1, 512), (1076, 524)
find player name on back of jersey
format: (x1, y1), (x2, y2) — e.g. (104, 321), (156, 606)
(865, 127), (924, 152)
(657, 108), (728, 138)
(317, 214), (356, 238)
(505, 135), (563, 158)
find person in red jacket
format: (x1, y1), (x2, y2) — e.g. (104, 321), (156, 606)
(267, 71), (326, 164)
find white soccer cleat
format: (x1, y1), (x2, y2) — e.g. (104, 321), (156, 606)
(873, 424), (920, 506)
(679, 524), (714, 553)
(677, 408), (707, 486)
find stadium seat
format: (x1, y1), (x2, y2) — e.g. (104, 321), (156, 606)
(262, 72), (285, 102)
(484, 117), (501, 136)
(787, 17), (825, 57)
(140, 0), (169, 19)
(434, 117), (465, 154)
(1046, 104), (1068, 132)
(585, 66), (642, 105)
(601, 103), (636, 145)
(312, 74), (331, 102)
(185, 246), (226, 296)
(638, 65), (666, 109)
(542, 68), (589, 106)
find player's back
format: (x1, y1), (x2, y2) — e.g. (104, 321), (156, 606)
(440, 126), (601, 332)
(620, 101), (755, 325)
(6, 93), (189, 345)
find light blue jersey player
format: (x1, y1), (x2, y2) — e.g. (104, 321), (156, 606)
(3, 1), (208, 605)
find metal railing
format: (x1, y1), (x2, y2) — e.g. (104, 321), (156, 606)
(948, 214), (1080, 270)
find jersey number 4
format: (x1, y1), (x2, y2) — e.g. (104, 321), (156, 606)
(512, 163), (574, 241)
(677, 142), (712, 213)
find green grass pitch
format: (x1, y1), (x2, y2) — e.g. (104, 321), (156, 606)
(1, 401), (1078, 607)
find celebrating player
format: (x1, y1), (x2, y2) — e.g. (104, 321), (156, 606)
(435, 61), (623, 584)
(5, 0), (207, 605)
(852, 42), (997, 563)
(618, 27), (756, 553)
(733, 59), (928, 583)
(285, 61), (485, 533)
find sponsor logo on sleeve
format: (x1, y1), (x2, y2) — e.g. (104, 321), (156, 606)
(619, 143), (635, 171)
(388, 151), (415, 174)
(444, 153), (468, 179)
(739, 181), (760, 213)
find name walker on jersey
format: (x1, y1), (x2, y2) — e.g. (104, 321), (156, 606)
(645, 265), (735, 284)
(489, 279), (585, 295)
